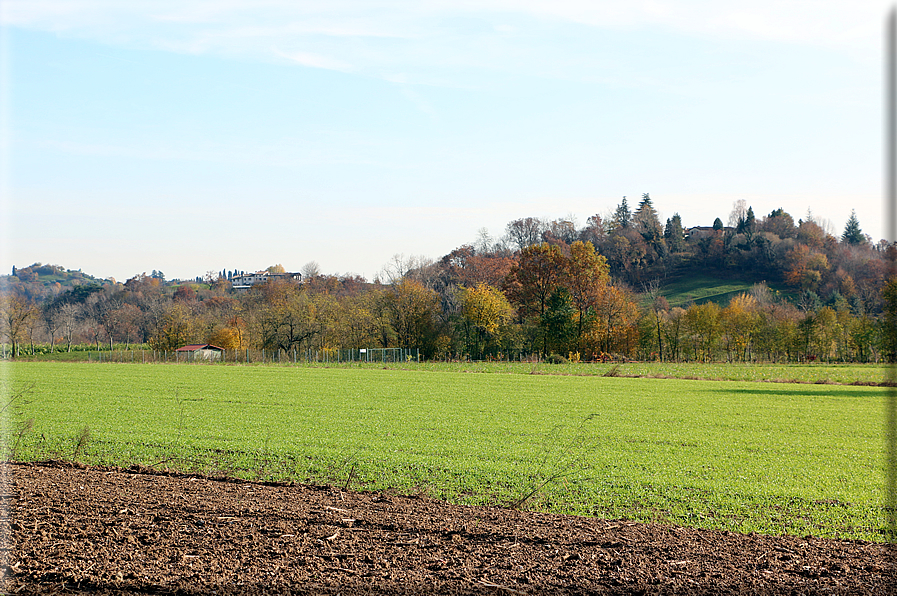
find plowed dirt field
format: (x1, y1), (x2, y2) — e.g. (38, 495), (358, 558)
(2, 462), (892, 594)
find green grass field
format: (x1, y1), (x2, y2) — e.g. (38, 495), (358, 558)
(403, 361), (889, 385)
(657, 274), (794, 308)
(2, 361), (889, 542)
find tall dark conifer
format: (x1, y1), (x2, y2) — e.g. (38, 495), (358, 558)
(841, 210), (866, 245)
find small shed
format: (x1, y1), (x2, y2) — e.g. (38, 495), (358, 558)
(175, 344), (224, 361)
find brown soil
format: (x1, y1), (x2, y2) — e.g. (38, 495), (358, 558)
(2, 461), (893, 595)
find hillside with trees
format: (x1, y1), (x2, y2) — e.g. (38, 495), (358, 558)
(2, 198), (895, 362)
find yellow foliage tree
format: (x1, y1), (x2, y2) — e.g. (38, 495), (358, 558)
(582, 285), (639, 359)
(566, 240), (610, 342)
(683, 302), (721, 362)
(720, 293), (759, 361)
(460, 283), (514, 359)
(207, 316), (248, 351)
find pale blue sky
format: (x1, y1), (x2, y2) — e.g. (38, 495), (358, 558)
(0, 1), (889, 282)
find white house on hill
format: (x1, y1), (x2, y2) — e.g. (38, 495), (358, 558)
(231, 271), (301, 292)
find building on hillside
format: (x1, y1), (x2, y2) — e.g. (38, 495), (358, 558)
(230, 271), (301, 292)
(175, 344), (225, 361)
(685, 226), (734, 240)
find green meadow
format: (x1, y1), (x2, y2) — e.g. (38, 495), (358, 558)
(2, 361), (890, 542)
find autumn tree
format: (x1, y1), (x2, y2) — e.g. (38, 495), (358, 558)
(380, 279), (440, 354)
(662, 306), (686, 361)
(147, 302), (196, 351)
(248, 281), (326, 353)
(761, 208), (796, 239)
(849, 314), (877, 362)
(796, 219), (827, 250)
(810, 306), (838, 362)
(503, 242), (566, 355)
(784, 245), (829, 292)
(459, 283), (514, 359)
(579, 214), (606, 246)
(720, 293), (759, 361)
(607, 230), (648, 284)
(584, 285), (640, 358)
(504, 243), (566, 321)
(332, 289), (385, 349)
(545, 219), (578, 245)
(173, 285), (197, 302)
(565, 241), (611, 343)
(751, 303), (800, 362)
(220, 316), (250, 350)
(683, 302), (721, 362)
(107, 303), (142, 348)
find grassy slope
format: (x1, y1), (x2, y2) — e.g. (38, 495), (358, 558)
(658, 274), (793, 308)
(3, 362), (888, 541)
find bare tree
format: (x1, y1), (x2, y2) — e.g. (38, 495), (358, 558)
(727, 199), (748, 228)
(42, 304), (62, 353)
(58, 303), (82, 352)
(505, 217), (547, 251)
(1, 296), (39, 357)
(546, 219), (578, 245)
(301, 261), (322, 280)
(377, 254), (435, 286)
(474, 228), (493, 254)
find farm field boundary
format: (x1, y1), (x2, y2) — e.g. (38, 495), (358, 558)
(25, 354), (892, 386)
(2, 362), (889, 542)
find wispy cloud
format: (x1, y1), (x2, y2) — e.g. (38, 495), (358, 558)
(271, 48), (352, 71)
(3, 1), (888, 79)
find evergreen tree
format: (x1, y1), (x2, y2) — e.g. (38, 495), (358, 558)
(841, 210), (866, 245)
(712, 217), (724, 231)
(634, 193), (662, 243)
(541, 288), (575, 356)
(664, 213), (685, 252)
(762, 208), (796, 239)
(612, 197), (632, 229)
(633, 193), (665, 258)
(737, 206), (756, 244)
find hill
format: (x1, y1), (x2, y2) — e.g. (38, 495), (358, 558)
(657, 274), (794, 308)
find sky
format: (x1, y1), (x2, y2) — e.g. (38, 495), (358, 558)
(0, 1), (891, 282)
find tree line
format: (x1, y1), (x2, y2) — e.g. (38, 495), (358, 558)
(2, 198), (895, 362)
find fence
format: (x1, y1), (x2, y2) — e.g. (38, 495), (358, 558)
(84, 347), (420, 365)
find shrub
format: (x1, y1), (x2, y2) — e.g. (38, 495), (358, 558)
(546, 353), (568, 365)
